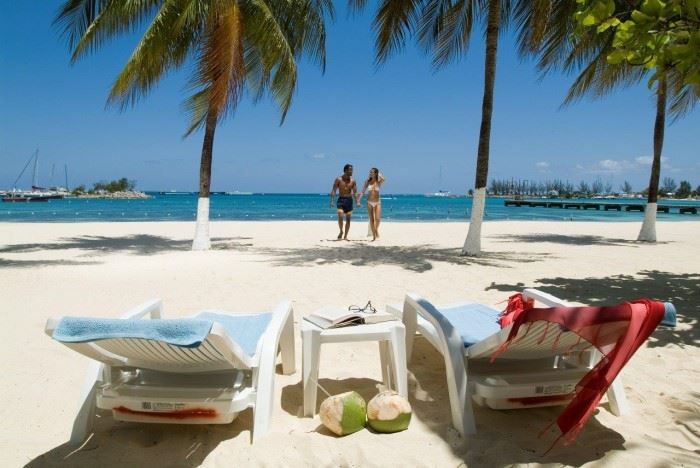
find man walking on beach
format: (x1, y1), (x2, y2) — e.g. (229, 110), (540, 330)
(330, 164), (360, 240)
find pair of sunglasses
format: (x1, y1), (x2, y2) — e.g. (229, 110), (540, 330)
(348, 300), (376, 314)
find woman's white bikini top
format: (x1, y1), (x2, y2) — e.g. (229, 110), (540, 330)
(367, 183), (379, 193)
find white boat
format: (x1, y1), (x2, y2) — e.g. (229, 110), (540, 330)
(425, 190), (451, 197)
(426, 166), (451, 197)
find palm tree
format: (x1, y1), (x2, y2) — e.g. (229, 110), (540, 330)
(350, 0), (510, 256)
(517, 0), (697, 242)
(55, 0), (332, 250)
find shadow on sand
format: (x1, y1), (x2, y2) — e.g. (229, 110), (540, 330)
(0, 258), (102, 269)
(26, 361), (288, 467)
(258, 244), (551, 273)
(406, 337), (700, 465)
(405, 338), (632, 464)
(25, 409), (251, 468)
(485, 269), (700, 348)
(491, 233), (658, 247)
(0, 235), (253, 269)
(280, 377), (384, 421)
(278, 340), (630, 464)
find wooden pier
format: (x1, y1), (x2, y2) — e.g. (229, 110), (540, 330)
(504, 199), (698, 215)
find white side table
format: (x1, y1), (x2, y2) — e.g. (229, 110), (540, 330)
(301, 314), (408, 417)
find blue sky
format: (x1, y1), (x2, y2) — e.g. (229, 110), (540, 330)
(1, 1), (698, 194)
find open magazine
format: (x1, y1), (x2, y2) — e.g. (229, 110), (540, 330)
(304, 306), (397, 329)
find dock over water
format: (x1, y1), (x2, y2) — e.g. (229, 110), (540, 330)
(504, 199), (698, 215)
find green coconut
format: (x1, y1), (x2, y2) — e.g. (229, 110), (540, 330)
(319, 391), (367, 436)
(367, 390), (412, 433)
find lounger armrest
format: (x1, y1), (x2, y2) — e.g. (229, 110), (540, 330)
(252, 300), (295, 441)
(405, 293), (476, 436)
(260, 301), (294, 352)
(119, 299), (163, 320)
(522, 288), (571, 307)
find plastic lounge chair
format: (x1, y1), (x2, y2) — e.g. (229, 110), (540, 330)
(391, 289), (674, 438)
(45, 299), (295, 444)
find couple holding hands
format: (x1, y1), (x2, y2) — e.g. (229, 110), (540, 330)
(330, 164), (385, 241)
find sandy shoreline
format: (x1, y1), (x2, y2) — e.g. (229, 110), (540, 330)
(2, 220), (698, 467)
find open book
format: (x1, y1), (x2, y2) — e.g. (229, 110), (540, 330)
(304, 306), (397, 329)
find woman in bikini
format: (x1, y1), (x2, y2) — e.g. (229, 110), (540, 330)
(360, 168), (385, 241)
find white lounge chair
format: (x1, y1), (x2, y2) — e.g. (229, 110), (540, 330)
(45, 299), (295, 444)
(389, 289), (636, 437)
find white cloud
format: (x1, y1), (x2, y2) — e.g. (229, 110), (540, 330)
(576, 157), (660, 174)
(535, 161), (550, 171)
(635, 155), (670, 168)
(311, 153), (326, 160)
(597, 159), (622, 172)
(575, 159), (625, 173)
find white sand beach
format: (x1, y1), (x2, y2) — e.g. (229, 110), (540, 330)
(1, 220), (699, 467)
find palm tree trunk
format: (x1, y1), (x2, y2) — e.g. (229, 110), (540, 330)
(463, 0), (500, 256)
(637, 75), (667, 242)
(192, 112), (218, 250)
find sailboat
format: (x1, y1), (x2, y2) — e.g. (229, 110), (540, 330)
(2, 150), (66, 202)
(425, 165), (452, 197)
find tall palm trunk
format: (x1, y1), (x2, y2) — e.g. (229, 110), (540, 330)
(192, 112), (218, 250)
(463, 0), (500, 256)
(637, 76), (667, 242)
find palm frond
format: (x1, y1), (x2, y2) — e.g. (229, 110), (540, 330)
(347, 0), (369, 13)
(243, 0), (299, 120)
(108, 0), (203, 110)
(184, 0), (245, 134)
(373, 0), (426, 64)
(57, 0), (331, 134)
(420, 0), (476, 68)
(514, 0), (555, 56)
(667, 74), (699, 122)
(54, 0), (105, 50)
(58, 0), (164, 62)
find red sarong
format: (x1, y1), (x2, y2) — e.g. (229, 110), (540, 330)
(494, 293), (665, 448)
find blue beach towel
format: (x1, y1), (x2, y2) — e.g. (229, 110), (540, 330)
(53, 312), (274, 356)
(195, 312), (272, 356)
(440, 303), (502, 347)
(53, 317), (214, 348)
(661, 302), (677, 327)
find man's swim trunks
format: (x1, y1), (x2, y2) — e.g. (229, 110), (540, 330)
(337, 196), (353, 214)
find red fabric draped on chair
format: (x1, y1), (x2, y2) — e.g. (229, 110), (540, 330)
(494, 293), (665, 447)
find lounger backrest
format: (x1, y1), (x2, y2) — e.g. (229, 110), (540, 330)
(406, 293), (604, 361)
(466, 320), (607, 360)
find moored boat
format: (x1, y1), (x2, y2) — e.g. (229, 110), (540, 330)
(2, 193), (50, 202)
(3, 151), (66, 202)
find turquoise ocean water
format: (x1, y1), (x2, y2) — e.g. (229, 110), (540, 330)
(1, 193), (698, 222)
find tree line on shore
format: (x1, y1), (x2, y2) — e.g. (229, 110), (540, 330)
(488, 177), (699, 199)
(71, 178), (137, 196)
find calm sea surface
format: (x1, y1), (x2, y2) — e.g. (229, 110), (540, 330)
(1, 193), (698, 222)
